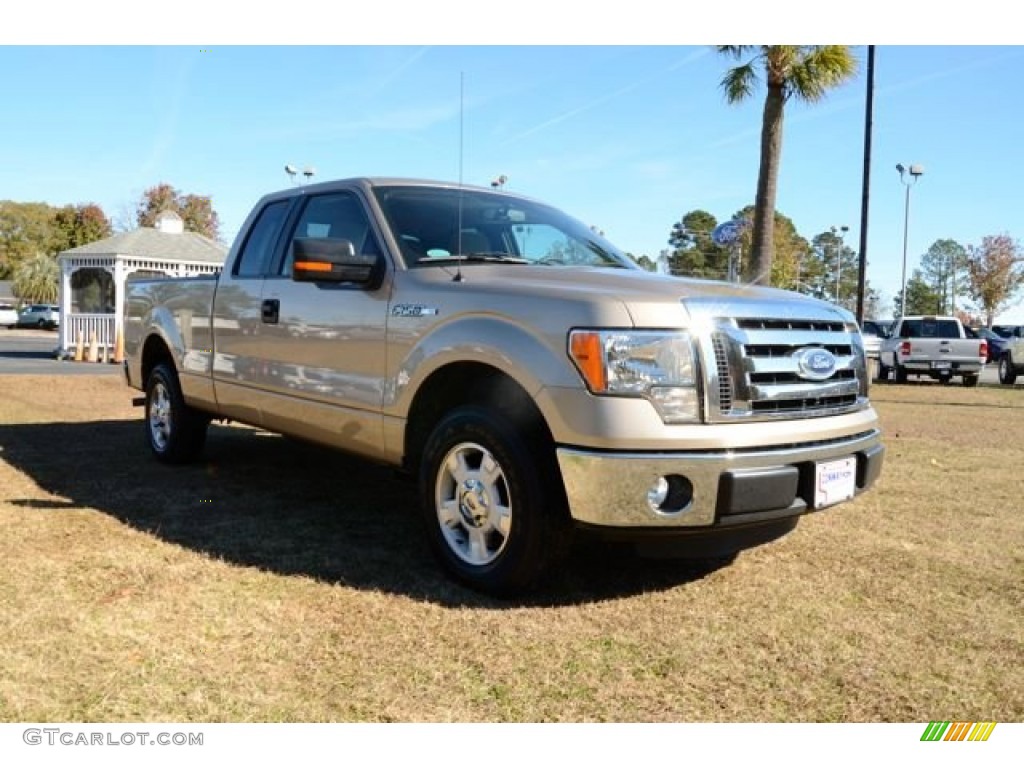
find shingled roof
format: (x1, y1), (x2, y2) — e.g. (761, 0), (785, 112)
(62, 222), (226, 263)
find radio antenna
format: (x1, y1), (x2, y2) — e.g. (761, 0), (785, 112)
(454, 71), (465, 283)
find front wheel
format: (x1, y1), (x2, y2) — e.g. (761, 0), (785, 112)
(998, 355), (1018, 385)
(145, 363), (209, 463)
(419, 405), (569, 597)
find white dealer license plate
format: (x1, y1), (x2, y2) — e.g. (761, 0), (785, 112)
(932, 361), (951, 370)
(814, 457), (857, 509)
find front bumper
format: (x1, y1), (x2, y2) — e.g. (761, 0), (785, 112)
(556, 429), (884, 530)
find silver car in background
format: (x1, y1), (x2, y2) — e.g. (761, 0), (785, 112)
(16, 304), (60, 329)
(0, 303), (18, 329)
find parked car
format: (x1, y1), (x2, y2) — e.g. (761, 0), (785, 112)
(991, 324), (1022, 339)
(17, 304), (60, 329)
(967, 327), (1008, 363)
(0, 302), (18, 329)
(859, 319), (890, 359)
(997, 331), (1024, 385)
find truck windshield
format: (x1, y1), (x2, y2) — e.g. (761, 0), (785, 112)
(373, 185), (633, 270)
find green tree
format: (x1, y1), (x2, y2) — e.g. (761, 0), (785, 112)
(803, 227), (858, 308)
(717, 46), (858, 285)
(965, 233), (1024, 327)
(628, 253), (657, 272)
(0, 201), (56, 278)
(919, 239), (968, 315)
(13, 252), (59, 303)
(667, 210), (730, 278)
(893, 270), (942, 318)
(732, 206), (809, 290)
(136, 183), (222, 241)
(52, 203), (112, 253)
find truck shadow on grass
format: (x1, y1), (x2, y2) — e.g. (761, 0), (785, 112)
(0, 419), (730, 607)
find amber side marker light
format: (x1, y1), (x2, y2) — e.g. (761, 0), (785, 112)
(570, 331), (607, 392)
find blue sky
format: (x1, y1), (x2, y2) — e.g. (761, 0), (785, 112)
(3, 36), (1023, 320)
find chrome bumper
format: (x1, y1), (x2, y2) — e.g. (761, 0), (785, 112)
(556, 429), (884, 528)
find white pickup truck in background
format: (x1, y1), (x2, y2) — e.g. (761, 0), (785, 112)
(877, 316), (987, 387)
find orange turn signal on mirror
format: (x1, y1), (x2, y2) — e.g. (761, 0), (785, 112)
(570, 331), (607, 392)
(294, 261), (333, 272)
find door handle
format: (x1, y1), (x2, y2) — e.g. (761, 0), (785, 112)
(261, 299), (280, 324)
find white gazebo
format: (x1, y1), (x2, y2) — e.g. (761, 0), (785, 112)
(57, 211), (226, 357)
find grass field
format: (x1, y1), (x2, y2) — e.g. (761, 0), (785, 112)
(0, 375), (1021, 722)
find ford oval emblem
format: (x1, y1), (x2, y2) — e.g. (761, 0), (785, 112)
(794, 347), (837, 381)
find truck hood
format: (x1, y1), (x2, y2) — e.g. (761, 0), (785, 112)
(415, 264), (853, 327)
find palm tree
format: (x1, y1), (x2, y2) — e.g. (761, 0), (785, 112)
(13, 252), (59, 303)
(718, 46), (858, 285)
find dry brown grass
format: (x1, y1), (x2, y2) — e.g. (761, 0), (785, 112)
(0, 375), (1021, 722)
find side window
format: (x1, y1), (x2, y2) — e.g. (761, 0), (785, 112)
(280, 192), (380, 276)
(233, 200), (290, 277)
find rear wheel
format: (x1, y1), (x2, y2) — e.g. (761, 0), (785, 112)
(419, 405), (569, 597)
(894, 362), (908, 384)
(145, 363), (209, 463)
(962, 374), (979, 388)
(874, 359), (889, 383)
(998, 355), (1018, 385)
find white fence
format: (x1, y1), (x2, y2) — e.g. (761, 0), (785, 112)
(63, 313), (116, 352)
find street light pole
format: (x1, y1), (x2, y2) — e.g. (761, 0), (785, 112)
(896, 163), (924, 315)
(834, 225), (849, 307)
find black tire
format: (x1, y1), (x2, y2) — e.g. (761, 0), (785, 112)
(36, 319), (45, 328)
(419, 405), (569, 597)
(144, 363), (209, 464)
(874, 359), (889, 383)
(894, 362), (908, 384)
(962, 374), (979, 388)
(998, 355), (1018, 386)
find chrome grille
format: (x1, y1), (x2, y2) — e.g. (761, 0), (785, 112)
(699, 311), (867, 423)
(711, 334), (733, 412)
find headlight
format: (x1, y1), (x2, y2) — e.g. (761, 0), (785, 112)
(568, 330), (700, 423)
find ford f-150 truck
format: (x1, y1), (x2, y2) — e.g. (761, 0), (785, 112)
(124, 177), (885, 595)
(877, 315), (987, 387)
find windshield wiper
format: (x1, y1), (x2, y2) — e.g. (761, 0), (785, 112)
(421, 253), (529, 264)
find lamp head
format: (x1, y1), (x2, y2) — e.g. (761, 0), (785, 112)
(896, 163), (905, 175)
(909, 164), (924, 178)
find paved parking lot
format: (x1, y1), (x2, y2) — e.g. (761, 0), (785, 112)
(0, 329), (120, 376)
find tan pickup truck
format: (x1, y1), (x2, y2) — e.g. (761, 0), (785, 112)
(124, 177), (885, 595)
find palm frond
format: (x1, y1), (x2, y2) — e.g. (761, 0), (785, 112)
(787, 46), (859, 102)
(720, 62), (759, 103)
(716, 45), (753, 59)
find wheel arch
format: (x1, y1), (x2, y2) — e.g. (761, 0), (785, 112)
(141, 333), (176, 389)
(403, 362), (555, 474)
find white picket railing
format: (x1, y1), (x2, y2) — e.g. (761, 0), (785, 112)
(64, 313), (115, 352)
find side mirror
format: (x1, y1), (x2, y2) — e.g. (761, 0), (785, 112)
(291, 238), (383, 288)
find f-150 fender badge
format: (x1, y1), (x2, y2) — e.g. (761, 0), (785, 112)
(391, 304), (439, 318)
(794, 347), (837, 381)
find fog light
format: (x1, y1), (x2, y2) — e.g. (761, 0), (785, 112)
(646, 474), (694, 515)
